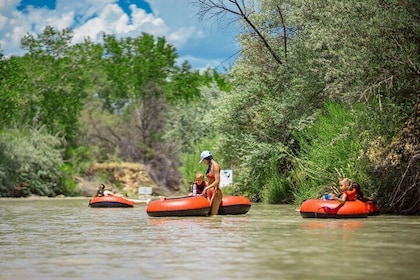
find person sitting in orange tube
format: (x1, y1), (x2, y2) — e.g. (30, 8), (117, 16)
(351, 182), (364, 201)
(95, 184), (123, 197)
(351, 181), (376, 204)
(188, 172), (208, 196)
(327, 178), (356, 204)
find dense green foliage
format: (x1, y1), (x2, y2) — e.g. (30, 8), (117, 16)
(0, 26), (211, 197)
(192, 0), (419, 213)
(0, 127), (65, 197)
(0, 0), (418, 214)
(290, 103), (373, 205)
(18, 27), (90, 143)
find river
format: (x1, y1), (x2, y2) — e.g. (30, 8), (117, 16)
(0, 198), (419, 280)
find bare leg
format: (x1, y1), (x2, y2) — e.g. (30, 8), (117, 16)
(209, 189), (223, 215)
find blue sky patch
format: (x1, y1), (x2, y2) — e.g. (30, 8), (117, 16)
(18, 0), (55, 10)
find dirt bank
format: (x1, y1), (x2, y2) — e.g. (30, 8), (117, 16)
(76, 162), (158, 198)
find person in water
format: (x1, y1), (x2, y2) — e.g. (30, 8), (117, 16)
(95, 184), (121, 197)
(328, 178), (357, 204)
(189, 172), (208, 196)
(199, 151), (223, 215)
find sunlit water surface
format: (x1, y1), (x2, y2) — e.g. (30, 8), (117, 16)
(0, 198), (419, 280)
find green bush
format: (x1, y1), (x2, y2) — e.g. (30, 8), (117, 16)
(262, 173), (291, 204)
(0, 127), (65, 197)
(0, 142), (19, 196)
(228, 138), (293, 202)
(291, 103), (371, 204)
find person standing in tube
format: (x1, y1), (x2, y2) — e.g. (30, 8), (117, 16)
(199, 151), (223, 215)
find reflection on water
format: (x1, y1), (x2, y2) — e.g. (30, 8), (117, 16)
(301, 219), (366, 230)
(0, 199), (419, 280)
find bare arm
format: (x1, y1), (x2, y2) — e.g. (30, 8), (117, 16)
(334, 192), (347, 204)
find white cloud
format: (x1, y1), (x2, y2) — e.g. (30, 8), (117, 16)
(168, 26), (197, 48)
(0, 0), (20, 14)
(130, 5), (166, 33)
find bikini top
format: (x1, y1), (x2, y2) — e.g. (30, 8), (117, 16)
(206, 164), (215, 182)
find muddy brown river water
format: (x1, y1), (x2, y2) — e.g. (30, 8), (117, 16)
(0, 198), (419, 280)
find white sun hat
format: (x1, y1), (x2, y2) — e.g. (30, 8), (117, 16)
(199, 150), (212, 163)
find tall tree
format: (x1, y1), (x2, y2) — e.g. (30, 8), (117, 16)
(0, 52), (27, 129)
(79, 33), (205, 191)
(19, 26), (90, 143)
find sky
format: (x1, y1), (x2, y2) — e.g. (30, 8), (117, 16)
(0, 0), (240, 71)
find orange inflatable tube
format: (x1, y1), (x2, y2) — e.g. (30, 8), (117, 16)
(89, 196), (134, 208)
(218, 196), (251, 215)
(300, 199), (369, 218)
(146, 195), (252, 217)
(146, 196), (211, 217)
(365, 200), (380, 216)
